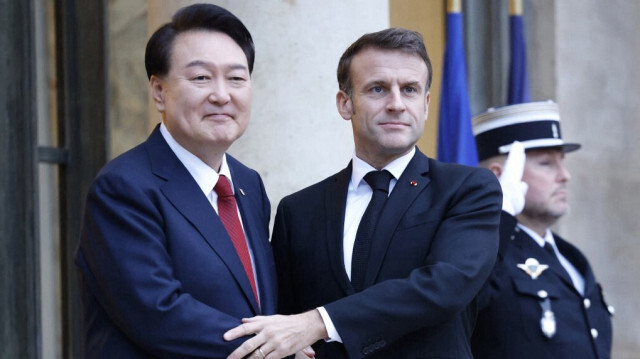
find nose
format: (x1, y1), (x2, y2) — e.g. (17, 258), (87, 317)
(386, 87), (406, 113)
(208, 80), (230, 104)
(558, 162), (571, 182)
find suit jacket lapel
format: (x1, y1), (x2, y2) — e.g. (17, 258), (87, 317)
(146, 127), (260, 314)
(555, 235), (595, 295)
(555, 235), (588, 276)
(325, 163), (355, 295)
(363, 150), (432, 288)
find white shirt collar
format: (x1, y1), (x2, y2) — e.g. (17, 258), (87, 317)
(160, 123), (234, 196)
(517, 223), (555, 248)
(350, 147), (416, 192)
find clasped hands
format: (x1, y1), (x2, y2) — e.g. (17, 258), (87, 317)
(224, 309), (327, 359)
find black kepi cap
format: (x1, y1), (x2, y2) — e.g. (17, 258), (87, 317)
(472, 100), (581, 161)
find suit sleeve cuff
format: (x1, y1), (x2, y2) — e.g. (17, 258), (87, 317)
(317, 307), (342, 343)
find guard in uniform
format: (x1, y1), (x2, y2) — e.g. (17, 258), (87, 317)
(471, 101), (614, 359)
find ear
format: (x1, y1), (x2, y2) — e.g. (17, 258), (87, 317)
(487, 161), (504, 178)
(150, 75), (166, 112)
(336, 90), (354, 121)
(423, 91), (431, 120)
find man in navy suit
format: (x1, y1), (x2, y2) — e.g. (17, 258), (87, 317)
(74, 4), (278, 358)
(471, 101), (614, 358)
(224, 28), (502, 359)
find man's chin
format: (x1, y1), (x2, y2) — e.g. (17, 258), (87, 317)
(549, 206), (570, 219)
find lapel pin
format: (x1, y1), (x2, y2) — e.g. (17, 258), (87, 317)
(410, 180), (418, 187)
(239, 188), (246, 196)
(517, 258), (549, 279)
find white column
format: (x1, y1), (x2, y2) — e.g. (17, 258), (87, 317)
(147, 0), (389, 217)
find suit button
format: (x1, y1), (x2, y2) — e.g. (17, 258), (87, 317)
(591, 328), (599, 339)
(537, 290), (548, 299)
(584, 298), (591, 309)
(608, 305), (616, 315)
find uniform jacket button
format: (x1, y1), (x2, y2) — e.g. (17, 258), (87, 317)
(583, 298), (591, 309)
(591, 328), (599, 339)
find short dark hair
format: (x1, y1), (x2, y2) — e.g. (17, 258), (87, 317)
(145, 3), (254, 79)
(337, 28), (432, 95)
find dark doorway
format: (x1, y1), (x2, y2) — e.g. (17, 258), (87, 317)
(1, 0), (108, 357)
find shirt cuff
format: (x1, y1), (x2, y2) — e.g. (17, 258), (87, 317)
(317, 307), (342, 343)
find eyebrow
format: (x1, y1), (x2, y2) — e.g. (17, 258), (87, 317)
(364, 79), (423, 88)
(185, 60), (248, 71)
(403, 80), (423, 88)
(363, 80), (387, 88)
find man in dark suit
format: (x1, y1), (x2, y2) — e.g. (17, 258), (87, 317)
(471, 101), (614, 358)
(224, 28), (502, 359)
(74, 4), (278, 358)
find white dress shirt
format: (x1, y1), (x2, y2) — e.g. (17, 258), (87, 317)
(318, 147), (416, 342)
(518, 224), (585, 295)
(160, 123), (260, 296)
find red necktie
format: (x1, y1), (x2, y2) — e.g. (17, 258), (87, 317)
(214, 175), (259, 307)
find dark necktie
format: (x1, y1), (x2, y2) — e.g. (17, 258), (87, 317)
(215, 175), (259, 307)
(543, 241), (571, 283)
(543, 241), (560, 263)
(351, 170), (393, 292)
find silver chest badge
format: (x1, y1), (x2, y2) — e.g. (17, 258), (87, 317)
(517, 258), (549, 279)
(540, 297), (557, 338)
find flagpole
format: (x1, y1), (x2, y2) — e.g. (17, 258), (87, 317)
(509, 0), (523, 16)
(447, 0), (461, 13)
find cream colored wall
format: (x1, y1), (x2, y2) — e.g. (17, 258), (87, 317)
(110, 0), (389, 219)
(180, 0), (389, 204)
(390, 0), (444, 158)
(110, 1), (444, 208)
(109, 0), (149, 158)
